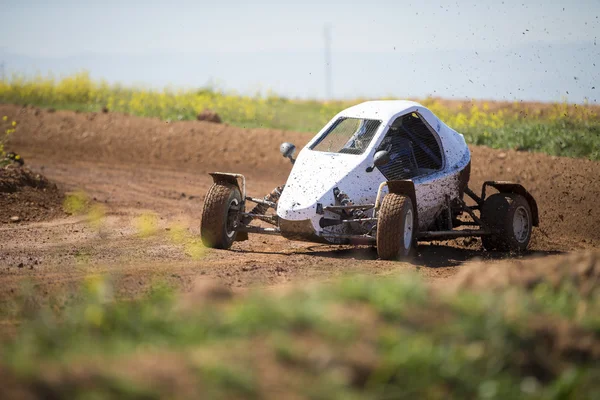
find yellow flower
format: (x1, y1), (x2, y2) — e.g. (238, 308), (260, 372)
(11, 121), (17, 127)
(2, 116), (7, 121)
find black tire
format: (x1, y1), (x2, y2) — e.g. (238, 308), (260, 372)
(481, 193), (532, 252)
(200, 182), (242, 249)
(377, 194), (416, 260)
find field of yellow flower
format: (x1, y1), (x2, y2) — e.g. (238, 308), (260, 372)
(1, 72), (599, 159)
(0, 115), (18, 166)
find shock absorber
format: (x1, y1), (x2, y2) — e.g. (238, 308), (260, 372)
(333, 187), (367, 220)
(250, 185), (284, 215)
(241, 185), (285, 225)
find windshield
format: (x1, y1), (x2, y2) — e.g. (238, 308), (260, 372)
(310, 117), (381, 155)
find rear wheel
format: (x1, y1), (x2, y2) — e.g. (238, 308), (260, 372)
(377, 194), (416, 260)
(481, 193), (532, 252)
(200, 182), (242, 249)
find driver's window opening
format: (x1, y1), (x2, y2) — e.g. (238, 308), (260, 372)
(376, 113), (443, 180)
(311, 117), (381, 155)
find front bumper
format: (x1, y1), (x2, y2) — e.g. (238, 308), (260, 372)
(278, 219), (328, 243)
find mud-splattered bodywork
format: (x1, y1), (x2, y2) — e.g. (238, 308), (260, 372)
(276, 100), (471, 243)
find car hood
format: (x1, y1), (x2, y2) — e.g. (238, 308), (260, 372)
(277, 150), (364, 220)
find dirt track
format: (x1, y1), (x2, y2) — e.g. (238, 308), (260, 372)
(1, 104), (599, 301)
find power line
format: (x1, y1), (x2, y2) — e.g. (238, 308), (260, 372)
(324, 25), (332, 100)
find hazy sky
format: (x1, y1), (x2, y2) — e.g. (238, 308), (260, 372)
(1, 0), (599, 102)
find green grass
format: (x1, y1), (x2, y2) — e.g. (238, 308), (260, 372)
(2, 272), (599, 399)
(463, 119), (600, 160)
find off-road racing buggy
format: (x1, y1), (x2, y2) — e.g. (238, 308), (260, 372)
(201, 101), (538, 260)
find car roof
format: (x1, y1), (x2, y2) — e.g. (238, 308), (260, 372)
(338, 100), (424, 122)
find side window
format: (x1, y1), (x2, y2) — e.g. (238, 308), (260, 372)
(376, 113), (443, 180)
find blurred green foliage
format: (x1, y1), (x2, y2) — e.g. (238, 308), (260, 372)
(2, 272), (598, 399)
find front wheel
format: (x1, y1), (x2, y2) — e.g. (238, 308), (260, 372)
(200, 182), (242, 249)
(376, 194), (416, 260)
(481, 193), (532, 252)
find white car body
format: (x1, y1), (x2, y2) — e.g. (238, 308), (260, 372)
(204, 99), (538, 255)
(276, 100), (471, 243)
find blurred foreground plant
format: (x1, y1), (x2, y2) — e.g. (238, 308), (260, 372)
(168, 221), (206, 259)
(63, 190), (107, 232)
(1, 266), (598, 400)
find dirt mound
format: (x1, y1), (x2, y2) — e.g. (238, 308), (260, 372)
(451, 250), (600, 296)
(448, 250), (600, 381)
(196, 109), (221, 123)
(0, 166), (64, 223)
(468, 146), (600, 251)
(2, 104), (304, 182)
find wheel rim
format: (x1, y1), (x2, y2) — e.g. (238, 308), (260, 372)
(403, 209), (414, 250)
(513, 205), (530, 243)
(226, 198), (239, 238)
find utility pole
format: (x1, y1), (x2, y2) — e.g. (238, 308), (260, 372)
(324, 24), (332, 100)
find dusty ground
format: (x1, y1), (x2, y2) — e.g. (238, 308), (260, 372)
(1, 104), (599, 303)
